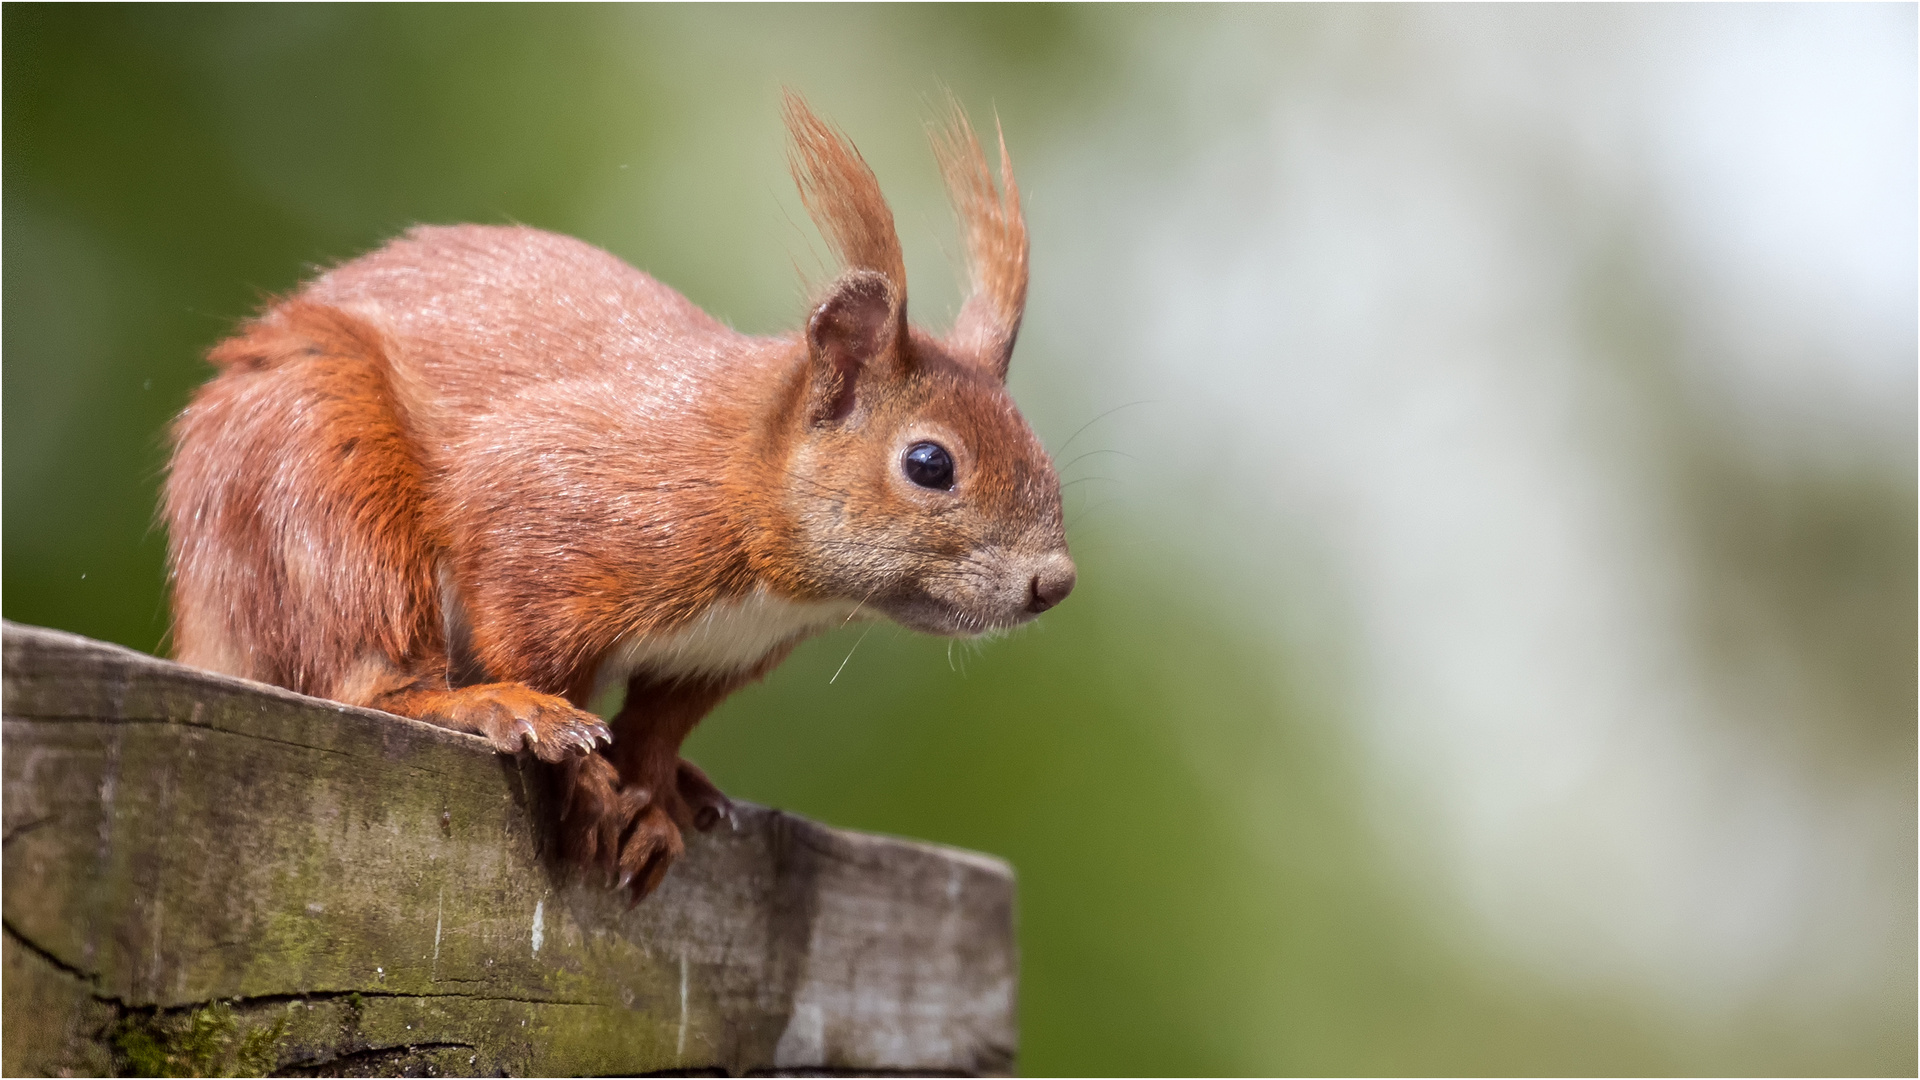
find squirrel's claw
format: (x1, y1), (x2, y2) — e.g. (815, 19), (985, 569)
(554, 710), (612, 759)
(510, 715), (539, 747)
(616, 804), (683, 903)
(410, 682), (607, 762)
(676, 759), (734, 833)
(533, 703), (609, 760)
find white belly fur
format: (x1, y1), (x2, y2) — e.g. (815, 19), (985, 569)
(591, 588), (865, 698)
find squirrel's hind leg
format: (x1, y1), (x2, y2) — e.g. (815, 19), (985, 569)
(165, 301), (438, 697)
(167, 301), (611, 765)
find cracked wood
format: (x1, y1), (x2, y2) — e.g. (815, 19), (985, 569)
(1, 622), (1017, 1076)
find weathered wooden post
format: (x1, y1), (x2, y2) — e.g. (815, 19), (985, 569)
(2, 622), (1017, 1076)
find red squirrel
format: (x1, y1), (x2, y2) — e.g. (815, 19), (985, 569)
(162, 94), (1073, 899)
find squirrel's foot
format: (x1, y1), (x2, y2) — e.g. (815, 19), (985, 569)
(558, 753), (685, 901)
(403, 682), (610, 763)
(676, 758), (735, 832)
(558, 752), (635, 868)
(616, 804), (685, 901)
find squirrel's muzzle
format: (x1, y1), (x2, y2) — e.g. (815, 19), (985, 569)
(1026, 554), (1076, 613)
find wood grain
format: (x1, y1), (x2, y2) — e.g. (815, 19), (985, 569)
(1, 622), (1015, 1077)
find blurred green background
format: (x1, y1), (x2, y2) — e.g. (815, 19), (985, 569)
(5, 5), (1913, 1075)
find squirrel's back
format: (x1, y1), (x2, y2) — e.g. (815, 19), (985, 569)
(302, 224), (771, 419)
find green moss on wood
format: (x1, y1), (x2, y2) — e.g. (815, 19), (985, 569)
(112, 1002), (288, 1078)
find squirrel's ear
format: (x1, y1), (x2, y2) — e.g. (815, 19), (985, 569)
(934, 99), (1027, 382)
(805, 269), (904, 424)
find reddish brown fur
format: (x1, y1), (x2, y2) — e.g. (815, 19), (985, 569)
(934, 96), (1029, 377)
(163, 95), (1072, 900)
(785, 90), (909, 303)
(170, 302), (441, 694)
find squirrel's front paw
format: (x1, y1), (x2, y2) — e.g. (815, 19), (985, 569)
(558, 754), (685, 901)
(426, 683), (611, 762)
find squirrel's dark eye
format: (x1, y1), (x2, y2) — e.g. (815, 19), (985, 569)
(901, 441), (955, 490)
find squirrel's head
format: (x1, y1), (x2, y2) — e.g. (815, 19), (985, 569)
(760, 93), (1072, 636)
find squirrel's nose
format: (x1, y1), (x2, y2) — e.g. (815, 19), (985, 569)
(1027, 557), (1077, 613)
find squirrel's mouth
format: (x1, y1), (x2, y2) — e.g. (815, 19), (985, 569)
(881, 596), (1033, 638)
(878, 551), (1074, 637)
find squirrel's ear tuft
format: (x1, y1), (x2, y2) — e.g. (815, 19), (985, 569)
(806, 270), (903, 424)
(934, 96), (1027, 382)
(785, 91), (909, 313)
